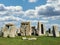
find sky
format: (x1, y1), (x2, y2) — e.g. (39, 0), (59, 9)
(0, 0), (60, 30)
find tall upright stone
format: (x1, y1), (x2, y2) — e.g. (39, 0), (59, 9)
(17, 28), (21, 36)
(48, 28), (51, 33)
(0, 27), (3, 37)
(37, 22), (46, 36)
(2, 26), (9, 37)
(52, 25), (59, 37)
(2, 23), (17, 37)
(47, 28), (53, 36)
(20, 22), (31, 36)
(9, 26), (17, 37)
(31, 26), (37, 35)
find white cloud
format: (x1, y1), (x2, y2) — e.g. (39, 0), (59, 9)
(28, 0), (37, 3)
(47, 0), (58, 3)
(35, 0), (60, 17)
(0, 4), (6, 11)
(24, 9), (38, 18)
(0, 0), (60, 28)
(45, 23), (60, 28)
(0, 4), (23, 16)
(47, 0), (60, 11)
(0, 4), (22, 12)
(6, 6), (23, 11)
(0, 11), (7, 15)
(0, 0), (60, 21)
(51, 24), (60, 29)
(0, 16), (25, 21)
(40, 20), (48, 23)
(42, 16), (60, 20)
(22, 19), (48, 23)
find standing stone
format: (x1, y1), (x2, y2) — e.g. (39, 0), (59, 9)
(48, 28), (51, 33)
(31, 26), (38, 36)
(2, 23), (17, 37)
(37, 22), (46, 36)
(9, 26), (17, 37)
(17, 28), (21, 36)
(0, 27), (3, 37)
(31, 26), (36, 35)
(2, 26), (9, 37)
(20, 22), (31, 36)
(52, 25), (59, 37)
(47, 28), (53, 36)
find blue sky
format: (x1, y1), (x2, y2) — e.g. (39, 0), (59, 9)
(0, 0), (60, 30)
(0, 0), (46, 10)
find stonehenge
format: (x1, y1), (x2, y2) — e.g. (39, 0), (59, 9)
(0, 21), (59, 38)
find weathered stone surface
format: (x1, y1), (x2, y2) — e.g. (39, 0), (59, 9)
(16, 28), (21, 36)
(20, 22), (32, 36)
(52, 25), (59, 37)
(2, 26), (9, 37)
(9, 26), (17, 37)
(2, 23), (17, 37)
(31, 26), (38, 36)
(0, 27), (3, 36)
(46, 28), (53, 37)
(37, 22), (46, 36)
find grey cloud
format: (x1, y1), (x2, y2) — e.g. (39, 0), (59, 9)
(37, 5), (60, 16)
(0, 4), (6, 11)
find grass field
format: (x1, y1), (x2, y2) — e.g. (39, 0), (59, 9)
(0, 36), (60, 45)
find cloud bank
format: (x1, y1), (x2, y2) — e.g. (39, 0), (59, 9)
(0, 0), (60, 27)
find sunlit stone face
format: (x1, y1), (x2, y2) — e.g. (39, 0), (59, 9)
(52, 25), (59, 37)
(2, 23), (17, 37)
(20, 22), (31, 36)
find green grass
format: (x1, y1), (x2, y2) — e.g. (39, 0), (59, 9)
(0, 36), (60, 45)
